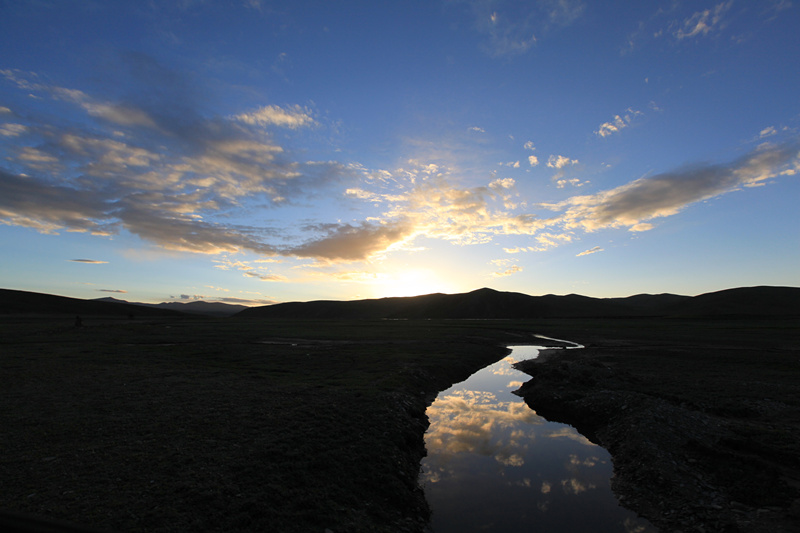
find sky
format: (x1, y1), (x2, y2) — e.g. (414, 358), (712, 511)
(1, 0), (799, 306)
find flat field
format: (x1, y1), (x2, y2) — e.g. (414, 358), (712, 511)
(0, 316), (550, 533)
(2, 316), (798, 532)
(515, 317), (800, 533)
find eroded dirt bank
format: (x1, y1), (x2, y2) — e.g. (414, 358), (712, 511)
(513, 318), (800, 533)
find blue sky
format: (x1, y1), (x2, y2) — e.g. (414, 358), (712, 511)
(1, 0), (798, 305)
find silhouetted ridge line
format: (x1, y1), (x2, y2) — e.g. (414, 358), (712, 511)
(234, 286), (800, 319)
(2, 286), (796, 319)
(0, 289), (185, 317)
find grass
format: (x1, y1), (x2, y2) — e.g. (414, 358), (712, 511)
(0, 316), (550, 533)
(4, 315), (796, 532)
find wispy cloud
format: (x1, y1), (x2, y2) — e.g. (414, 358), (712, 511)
(2, 65), (798, 271)
(69, 259), (109, 264)
(0, 123), (27, 137)
(576, 246), (603, 257)
(234, 105), (315, 129)
(453, 0), (585, 56)
(624, 1), (748, 53)
(0, 64), (349, 256)
(97, 288), (127, 293)
(492, 265), (523, 277)
(286, 142), (798, 263)
(760, 126), (777, 138)
(674, 1), (733, 40)
(243, 271), (289, 282)
(595, 109), (642, 138)
(545, 142), (799, 233)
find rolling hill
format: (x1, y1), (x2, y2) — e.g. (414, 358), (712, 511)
(2, 286), (797, 320)
(0, 289), (185, 318)
(94, 297), (248, 317)
(235, 286), (800, 320)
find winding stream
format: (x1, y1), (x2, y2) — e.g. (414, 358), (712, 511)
(420, 344), (656, 533)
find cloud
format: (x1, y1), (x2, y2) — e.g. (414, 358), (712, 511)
(531, 232), (573, 251)
(69, 259), (109, 264)
(0, 123), (27, 137)
(177, 294), (205, 301)
(556, 178), (588, 188)
(234, 104), (315, 129)
(0, 65), (350, 257)
(453, 0), (585, 56)
(1, 171), (117, 235)
(219, 296), (277, 306)
(760, 126), (777, 138)
(595, 108), (642, 138)
(576, 246), (603, 257)
(326, 141), (797, 262)
(524, 141), (535, 151)
(287, 220), (416, 261)
(528, 155), (539, 166)
(3, 66), (798, 271)
(97, 288), (127, 293)
(489, 177), (515, 190)
(548, 142), (799, 233)
(674, 1), (733, 40)
(492, 265), (523, 277)
(243, 271), (289, 282)
(547, 154), (578, 169)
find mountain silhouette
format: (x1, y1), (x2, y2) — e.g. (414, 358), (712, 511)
(94, 297), (247, 317)
(235, 286), (799, 319)
(0, 289), (184, 317)
(2, 286), (797, 320)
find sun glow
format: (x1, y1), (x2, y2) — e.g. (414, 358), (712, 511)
(374, 268), (454, 298)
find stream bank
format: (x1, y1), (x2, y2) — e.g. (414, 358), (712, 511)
(513, 327), (800, 533)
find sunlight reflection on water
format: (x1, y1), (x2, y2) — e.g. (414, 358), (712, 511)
(420, 346), (656, 533)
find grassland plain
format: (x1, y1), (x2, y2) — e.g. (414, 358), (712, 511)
(0, 316), (564, 532)
(3, 316), (799, 533)
(514, 317), (800, 533)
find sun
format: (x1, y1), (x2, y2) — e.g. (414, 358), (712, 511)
(374, 268), (453, 298)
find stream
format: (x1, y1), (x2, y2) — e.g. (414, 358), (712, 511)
(420, 344), (657, 532)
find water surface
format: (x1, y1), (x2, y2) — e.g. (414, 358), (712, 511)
(420, 345), (656, 532)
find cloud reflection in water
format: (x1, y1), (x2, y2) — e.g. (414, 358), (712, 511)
(420, 351), (656, 533)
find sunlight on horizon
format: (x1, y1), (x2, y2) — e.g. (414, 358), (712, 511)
(370, 269), (459, 298)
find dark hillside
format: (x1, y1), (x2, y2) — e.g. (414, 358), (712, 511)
(664, 286), (800, 317)
(236, 286), (800, 320)
(95, 297), (248, 317)
(0, 289), (185, 318)
(4, 286), (796, 320)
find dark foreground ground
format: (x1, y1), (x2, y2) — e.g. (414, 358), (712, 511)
(1, 316), (798, 532)
(514, 317), (800, 533)
(0, 316), (550, 532)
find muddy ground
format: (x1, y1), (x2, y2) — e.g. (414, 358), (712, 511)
(514, 317), (800, 533)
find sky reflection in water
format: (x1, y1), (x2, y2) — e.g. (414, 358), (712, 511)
(420, 346), (656, 533)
